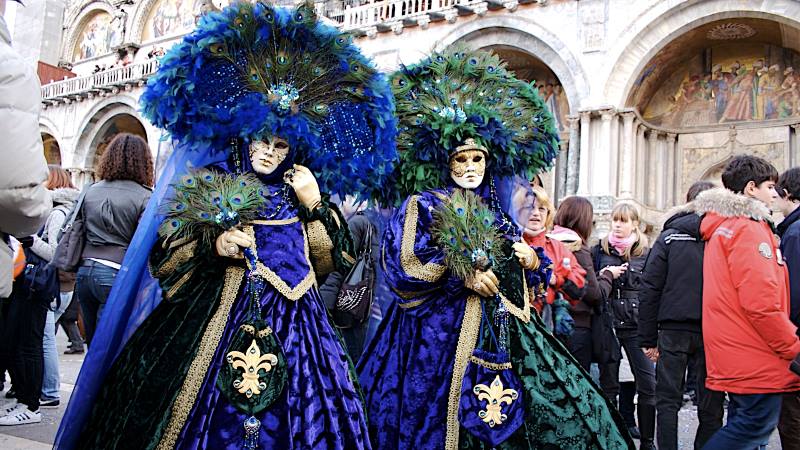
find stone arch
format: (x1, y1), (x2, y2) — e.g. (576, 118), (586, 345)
(435, 14), (589, 113)
(604, 0), (800, 108)
(61, 1), (117, 62)
(129, 0), (162, 44)
(73, 95), (144, 168)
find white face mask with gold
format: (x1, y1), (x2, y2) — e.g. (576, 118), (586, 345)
(249, 137), (290, 175)
(449, 148), (487, 189)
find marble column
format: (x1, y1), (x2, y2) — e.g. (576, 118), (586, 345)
(577, 111), (592, 195)
(566, 115), (580, 195)
(647, 130), (660, 207)
(556, 139), (569, 202)
(590, 109), (615, 196)
(665, 133), (677, 207)
(619, 112), (636, 199)
(635, 123), (646, 201)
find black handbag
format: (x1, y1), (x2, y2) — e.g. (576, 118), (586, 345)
(18, 228), (60, 304)
(332, 223), (375, 328)
(52, 185), (90, 273)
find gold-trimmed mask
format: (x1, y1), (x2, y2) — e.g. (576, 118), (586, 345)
(450, 148), (487, 189)
(249, 137), (289, 175)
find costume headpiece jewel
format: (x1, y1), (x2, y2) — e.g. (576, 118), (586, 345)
(140, 0), (397, 201)
(380, 46), (559, 206)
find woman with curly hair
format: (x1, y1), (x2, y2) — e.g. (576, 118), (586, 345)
(77, 133), (153, 345)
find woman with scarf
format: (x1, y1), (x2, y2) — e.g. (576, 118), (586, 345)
(358, 48), (632, 450)
(54, 3), (397, 449)
(522, 185), (586, 340)
(591, 202), (655, 450)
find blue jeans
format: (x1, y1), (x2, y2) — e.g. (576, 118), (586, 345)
(702, 393), (782, 450)
(76, 261), (119, 345)
(41, 309), (60, 401)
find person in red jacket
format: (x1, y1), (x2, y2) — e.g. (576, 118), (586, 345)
(523, 186), (586, 340)
(694, 155), (800, 449)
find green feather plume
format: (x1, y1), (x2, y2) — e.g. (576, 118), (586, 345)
(158, 169), (265, 249)
(431, 189), (503, 282)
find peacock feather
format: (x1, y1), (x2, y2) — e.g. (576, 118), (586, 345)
(158, 169), (265, 250)
(379, 46), (559, 206)
(431, 189), (504, 282)
(140, 1), (397, 203)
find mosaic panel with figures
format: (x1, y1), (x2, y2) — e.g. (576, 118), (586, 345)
(643, 43), (800, 128)
(142, 0), (210, 41)
(73, 13), (118, 60)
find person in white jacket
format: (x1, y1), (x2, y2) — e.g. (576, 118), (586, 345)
(0, 0), (51, 298)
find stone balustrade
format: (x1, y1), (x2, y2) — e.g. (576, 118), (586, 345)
(41, 59), (160, 103)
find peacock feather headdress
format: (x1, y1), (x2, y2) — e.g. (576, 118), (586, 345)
(140, 0), (397, 201)
(380, 47), (559, 206)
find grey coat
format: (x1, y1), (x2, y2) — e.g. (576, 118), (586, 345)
(0, 16), (52, 297)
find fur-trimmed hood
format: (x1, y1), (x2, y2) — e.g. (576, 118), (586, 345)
(689, 188), (772, 221)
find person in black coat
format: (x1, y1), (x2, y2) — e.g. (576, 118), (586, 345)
(638, 180), (725, 450)
(318, 206), (379, 361)
(775, 168), (800, 450)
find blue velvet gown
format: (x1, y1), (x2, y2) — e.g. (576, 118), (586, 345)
(74, 181), (370, 450)
(358, 189), (632, 450)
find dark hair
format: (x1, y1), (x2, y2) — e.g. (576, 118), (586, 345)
(553, 196), (594, 243)
(47, 165), (75, 189)
(720, 155), (778, 193)
(96, 133), (154, 187)
(777, 167), (800, 201)
(686, 180), (715, 202)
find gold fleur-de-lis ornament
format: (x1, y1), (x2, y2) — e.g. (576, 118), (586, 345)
(226, 339), (278, 398)
(473, 375), (519, 427)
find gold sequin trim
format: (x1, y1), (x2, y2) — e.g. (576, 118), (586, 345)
(401, 196), (446, 283)
(469, 356), (512, 371)
(445, 295), (482, 450)
(156, 266), (245, 450)
(165, 268), (195, 299)
(251, 217), (299, 226)
(306, 220), (335, 276)
(245, 225), (316, 301)
(153, 241), (198, 278)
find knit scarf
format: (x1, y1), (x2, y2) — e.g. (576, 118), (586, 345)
(608, 232), (636, 255)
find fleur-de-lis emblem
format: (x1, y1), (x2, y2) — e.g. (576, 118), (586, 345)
(226, 339), (278, 398)
(473, 375), (519, 427)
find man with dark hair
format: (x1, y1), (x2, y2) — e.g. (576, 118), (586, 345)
(697, 155), (800, 449)
(775, 166), (800, 450)
(638, 180), (724, 450)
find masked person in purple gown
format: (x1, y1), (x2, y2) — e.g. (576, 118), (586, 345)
(358, 48), (633, 450)
(54, 3), (397, 450)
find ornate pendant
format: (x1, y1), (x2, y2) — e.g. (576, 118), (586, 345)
(226, 337), (278, 398)
(243, 415), (261, 450)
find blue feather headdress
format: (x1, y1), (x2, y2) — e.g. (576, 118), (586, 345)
(379, 47), (559, 206)
(140, 1), (397, 201)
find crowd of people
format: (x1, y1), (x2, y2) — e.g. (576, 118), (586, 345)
(1, 1), (800, 449)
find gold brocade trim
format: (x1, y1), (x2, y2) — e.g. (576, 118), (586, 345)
(166, 235), (194, 250)
(254, 262), (315, 301)
(469, 356), (512, 371)
(166, 268), (195, 299)
(500, 274), (530, 323)
(398, 298), (426, 309)
(240, 324), (273, 338)
(391, 285), (440, 301)
(251, 217), (299, 226)
(445, 295), (482, 450)
(306, 220), (335, 276)
(245, 225), (316, 301)
(401, 196), (446, 282)
(153, 241), (198, 278)
(342, 251), (355, 265)
(156, 266), (245, 450)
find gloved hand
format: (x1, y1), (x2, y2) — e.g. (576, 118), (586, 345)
(512, 242), (539, 270)
(791, 353), (800, 377)
(552, 297), (575, 338)
(17, 236), (34, 249)
(284, 165), (321, 210)
(466, 269), (500, 298)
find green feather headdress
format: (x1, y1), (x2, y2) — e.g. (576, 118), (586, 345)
(381, 46), (559, 206)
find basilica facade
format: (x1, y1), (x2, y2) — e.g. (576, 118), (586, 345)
(26, 0), (800, 231)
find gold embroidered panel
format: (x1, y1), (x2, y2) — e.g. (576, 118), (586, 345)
(445, 295), (482, 450)
(306, 220), (335, 276)
(401, 195), (446, 283)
